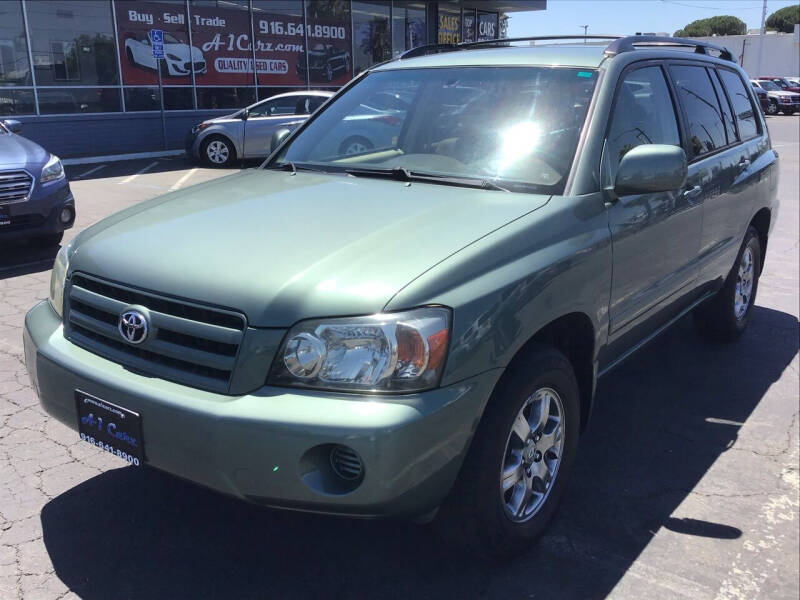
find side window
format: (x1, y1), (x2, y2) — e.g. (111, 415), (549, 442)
(669, 65), (728, 159)
(307, 96), (326, 113)
(606, 66), (681, 174)
(719, 69), (759, 140)
(709, 68), (737, 144)
(251, 97), (297, 117)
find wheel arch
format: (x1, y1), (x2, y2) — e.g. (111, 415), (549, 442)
(503, 312), (597, 432)
(750, 207), (771, 274)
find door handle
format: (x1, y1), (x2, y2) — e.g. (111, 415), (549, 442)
(739, 158), (751, 169)
(683, 185), (702, 202)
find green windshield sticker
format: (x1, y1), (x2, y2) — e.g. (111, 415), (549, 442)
(577, 71), (593, 78)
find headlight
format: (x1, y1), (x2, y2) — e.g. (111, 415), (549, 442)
(192, 122), (210, 134)
(49, 241), (71, 318)
(40, 154), (64, 184)
(269, 307), (451, 393)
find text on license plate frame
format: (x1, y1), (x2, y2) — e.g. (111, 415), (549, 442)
(75, 390), (144, 466)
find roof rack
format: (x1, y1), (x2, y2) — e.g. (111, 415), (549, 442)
(399, 35), (623, 59)
(604, 35), (735, 62)
(398, 34), (736, 63)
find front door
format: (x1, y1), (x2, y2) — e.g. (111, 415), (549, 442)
(243, 96), (308, 158)
(604, 63), (703, 353)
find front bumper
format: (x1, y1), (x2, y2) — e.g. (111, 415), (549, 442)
(24, 300), (500, 517)
(0, 179), (74, 240)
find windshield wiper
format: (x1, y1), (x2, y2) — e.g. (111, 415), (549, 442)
(344, 167), (510, 192)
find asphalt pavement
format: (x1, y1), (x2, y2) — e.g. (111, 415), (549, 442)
(0, 120), (797, 599)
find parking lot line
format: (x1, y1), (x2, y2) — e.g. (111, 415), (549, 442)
(169, 168), (199, 191)
(118, 161), (159, 185)
(75, 164), (106, 179)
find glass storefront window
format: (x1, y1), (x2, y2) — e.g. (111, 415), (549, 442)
(392, 1), (427, 58)
(26, 0), (118, 86)
(196, 86), (255, 109)
(462, 9), (476, 44)
(353, 2), (390, 75)
(0, 1), (32, 86)
(115, 0), (193, 86)
(37, 87), (121, 114)
(437, 3), (461, 44)
(0, 88), (35, 116)
(124, 86), (194, 111)
(190, 0), (254, 87)
(477, 12), (498, 42)
(252, 1), (307, 88)
(303, 1), (352, 85)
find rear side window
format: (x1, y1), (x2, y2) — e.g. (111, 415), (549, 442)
(669, 65), (728, 159)
(718, 69), (759, 140)
(606, 66), (680, 174)
(709, 69), (737, 144)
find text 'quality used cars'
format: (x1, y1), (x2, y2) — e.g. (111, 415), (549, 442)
(24, 35), (778, 559)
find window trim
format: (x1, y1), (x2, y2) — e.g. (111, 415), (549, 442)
(707, 66), (738, 145)
(666, 59), (748, 164)
(601, 60), (684, 186)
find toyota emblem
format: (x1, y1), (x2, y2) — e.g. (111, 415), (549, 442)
(118, 310), (148, 344)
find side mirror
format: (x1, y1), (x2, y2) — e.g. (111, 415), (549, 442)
(270, 127), (293, 152)
(614, 144), (687, 197)
(240, 108), (249, 120)
(2, 119), (23, 134)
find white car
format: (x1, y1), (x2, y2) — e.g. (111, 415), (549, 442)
(125, 33), (206, 77)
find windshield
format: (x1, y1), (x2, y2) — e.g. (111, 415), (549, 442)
(271, 67), (599, 194)
(760, 81), (781, 91)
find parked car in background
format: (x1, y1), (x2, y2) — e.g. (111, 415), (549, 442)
(0, 119), (74, 247)
(296, 43), (351, 82)
(750, 79), (800, 115)
(751, 84), (770, 113)
(785, 77), (800, 87)
(757, 76), (800, 93)
(125, 32), (206, 77)
(25, 35), (778, 559)
(186, 91), (333, 166)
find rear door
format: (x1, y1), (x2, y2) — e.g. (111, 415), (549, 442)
(243, 96), (307, 157)
(667, 63), (760, 294)
(604, 63), (703, 351)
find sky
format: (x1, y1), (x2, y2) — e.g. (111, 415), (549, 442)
(507, 0), (800, 38)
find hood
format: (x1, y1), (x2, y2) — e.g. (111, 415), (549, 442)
(0, 132), (48, 170)
(769, 90), (798, 97)
(164, 43), (190, 60)
(69, 170), (550, 327)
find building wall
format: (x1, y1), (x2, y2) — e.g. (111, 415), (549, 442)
(0, 0), (537, 158)
(687, 29), (800, 78)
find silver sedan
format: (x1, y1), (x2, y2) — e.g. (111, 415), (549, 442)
(186, 91), (333, 167)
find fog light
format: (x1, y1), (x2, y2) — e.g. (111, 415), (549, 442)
(59, 207), (73, 224)
(329, 445), (363, 481)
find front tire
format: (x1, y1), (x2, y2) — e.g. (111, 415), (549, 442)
(434, 345), (580, 560)
(338, 136), (373, 156)
(766, 100), (779, 115)
(201, 135), (236, 167)
(693, 226), (761, 341)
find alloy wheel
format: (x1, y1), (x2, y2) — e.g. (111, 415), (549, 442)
(734, 246), (754, 320)
(500, 387), (565, 523)
(206, 140), (229, 164)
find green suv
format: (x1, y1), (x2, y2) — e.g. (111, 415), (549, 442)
(24, 35), (779, 558)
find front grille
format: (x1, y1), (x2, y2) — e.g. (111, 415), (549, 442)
(66, 273), (246, 393)
(0, 170), (34, 204)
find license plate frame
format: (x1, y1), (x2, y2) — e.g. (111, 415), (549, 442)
(75, 390), (144, 466)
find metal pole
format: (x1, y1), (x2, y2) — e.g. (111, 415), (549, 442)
(755, 0), (767, 78)
(157, 59), (166, 150)
(582, 25), (588, 44)
(302, 1), (310, 89)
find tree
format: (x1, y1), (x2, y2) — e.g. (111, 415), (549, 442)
(673, 15), (746, 37)
(766, 5), (800, 33)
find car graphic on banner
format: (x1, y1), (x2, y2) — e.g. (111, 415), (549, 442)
(125, 32), (206, 77)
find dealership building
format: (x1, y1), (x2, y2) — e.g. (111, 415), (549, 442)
(0, 1), (545, 158)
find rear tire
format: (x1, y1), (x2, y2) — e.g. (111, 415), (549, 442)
(201, 135), (236, 167)
(693, 226), (761, 341)
(338, 136), (373, 156)
(434, 345), (580, 560)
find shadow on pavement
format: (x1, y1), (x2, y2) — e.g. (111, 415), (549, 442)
(40, 307), (798, 599)
(0, 239), (58, 279)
